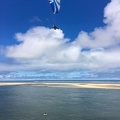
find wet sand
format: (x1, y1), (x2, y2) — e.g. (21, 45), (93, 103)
(0, 82), (120, 89)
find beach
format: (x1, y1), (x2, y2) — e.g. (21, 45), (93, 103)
(0, 82), (120, 89)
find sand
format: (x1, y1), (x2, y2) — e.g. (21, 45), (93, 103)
(0, 82), (120, 89)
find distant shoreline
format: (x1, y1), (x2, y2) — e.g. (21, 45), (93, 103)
(0, 82), (120, 89)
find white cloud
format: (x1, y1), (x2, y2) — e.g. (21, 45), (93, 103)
(1, 0), (120, 73)
(6, 27), (67, 59)
(75, 0), (120, 48)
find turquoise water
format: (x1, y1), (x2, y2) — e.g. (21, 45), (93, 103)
(0, 86), (120, 120)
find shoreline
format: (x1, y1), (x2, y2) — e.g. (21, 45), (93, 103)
(0, 82), (120, 89)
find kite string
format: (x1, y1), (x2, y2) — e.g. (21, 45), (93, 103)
(52, 14), (56, 26)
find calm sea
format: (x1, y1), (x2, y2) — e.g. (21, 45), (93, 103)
(0, 82), (120, 120)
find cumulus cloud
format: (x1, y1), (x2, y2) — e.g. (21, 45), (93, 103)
(6, 27), (67, 59)
(1, 0), (120, 72)
(75, 0), (120, 48)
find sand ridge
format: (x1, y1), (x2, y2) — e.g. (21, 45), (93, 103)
(0, 82), (120, 89)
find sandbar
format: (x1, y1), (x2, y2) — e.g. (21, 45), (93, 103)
(0, 82), (120, 89)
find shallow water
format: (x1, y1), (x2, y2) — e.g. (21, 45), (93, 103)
(0, 86), (120, 120)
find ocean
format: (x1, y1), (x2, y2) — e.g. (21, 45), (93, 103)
(0, 82), (120, 120)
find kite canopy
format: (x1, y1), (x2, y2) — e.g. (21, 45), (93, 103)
(48, 0), (60, 14)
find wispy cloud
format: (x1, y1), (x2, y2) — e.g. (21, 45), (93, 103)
(0, 0), (120, 74)
(30, 16), (42, 23)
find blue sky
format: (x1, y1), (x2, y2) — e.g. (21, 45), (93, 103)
(0, 0), (120, 80)
(0, 0), (109, 44)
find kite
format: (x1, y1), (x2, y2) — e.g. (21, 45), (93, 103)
(48, 0), (61, 30)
